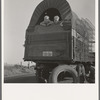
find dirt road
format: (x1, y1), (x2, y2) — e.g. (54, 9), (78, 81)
(4, 74), (93, 83)
(4, 74), (38, 83)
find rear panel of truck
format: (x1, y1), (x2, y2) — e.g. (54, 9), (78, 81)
(24, 25), (72, 62)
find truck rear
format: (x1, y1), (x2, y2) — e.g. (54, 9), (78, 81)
(24, 0), (95, 83)
(24, 24), (72, 63)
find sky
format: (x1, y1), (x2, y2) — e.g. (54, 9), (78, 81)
(4, 0), (95, 65)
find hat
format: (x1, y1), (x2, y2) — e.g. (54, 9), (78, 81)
(44, 15), (49, 19)
(54, 16), (59, 21)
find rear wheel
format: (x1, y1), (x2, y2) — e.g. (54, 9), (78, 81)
(86, 66), (95, 83)
(36, 70), (43, 83)
(49, 65), (79, 83)
(76, 64), (86, 83)
(36, 68), (49, 83)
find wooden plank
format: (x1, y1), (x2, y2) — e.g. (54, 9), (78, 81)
(72, 28), (90, 62)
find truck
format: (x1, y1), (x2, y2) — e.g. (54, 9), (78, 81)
(24, 0), (95, 83)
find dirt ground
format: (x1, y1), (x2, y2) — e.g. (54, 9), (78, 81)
(4, 65), (36, 78)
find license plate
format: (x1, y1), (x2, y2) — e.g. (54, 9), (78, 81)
(43, 51), (53, 56)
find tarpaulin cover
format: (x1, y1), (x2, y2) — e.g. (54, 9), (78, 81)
(28, 0), (72, 29)
(27, 0), (94, 37)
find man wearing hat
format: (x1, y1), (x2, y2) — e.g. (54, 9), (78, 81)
(40, 15), (53, 26)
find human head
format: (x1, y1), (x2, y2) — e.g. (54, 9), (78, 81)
(44, 15), (49, 21)
(54, 16), (60, 23)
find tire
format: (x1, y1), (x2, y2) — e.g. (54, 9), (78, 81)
(36, 70), (45, 83)
(36, 70), (41, 83)
(76, 64), (85, 83)
(49, 65), (79, 83)
(36, 70), (48, 83)
(86, 66), (95, 83)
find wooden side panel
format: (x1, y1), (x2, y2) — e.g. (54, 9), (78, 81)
(72, 29), (89, 62)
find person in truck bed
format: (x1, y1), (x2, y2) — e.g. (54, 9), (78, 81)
(40, 15), (53, 26)
(54, 15), (63, 26)
(54, 16), (60, 24)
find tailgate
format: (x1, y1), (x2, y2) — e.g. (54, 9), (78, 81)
(24, 31), (71, 61)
